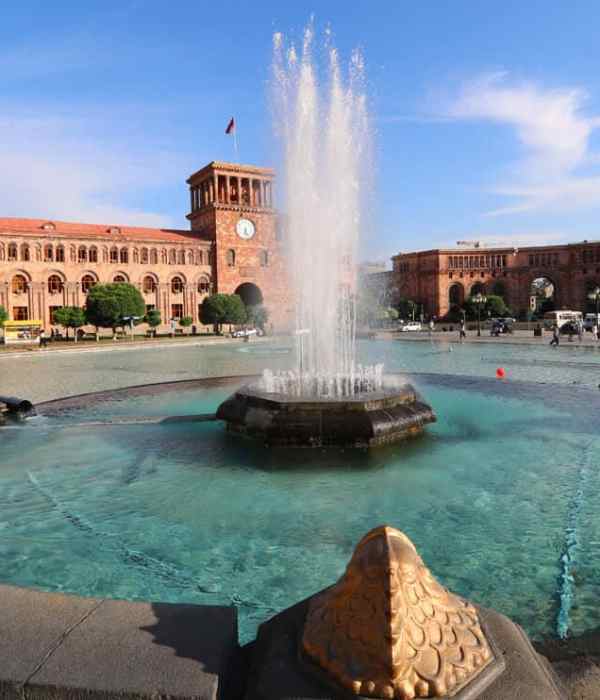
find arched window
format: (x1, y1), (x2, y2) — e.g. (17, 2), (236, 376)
(198, 276), (211, 294)
(143, 276), (157, 293)
(0, 243), (4, 261)
(161, 249), (167, 264)
(89, 246), (98, 263)
(44, 245), (54, 262)
(141, 248), (149, 264)
(177, 250), (185, 265)
(70, 245), (76, 262)
(227, 249), (235, 267)
(169, 249), (176, 265)
(133, 248), (139, 264)
(21, 244), (30, 261)
(171, 276), (184, 294)
(12, 274), (28, 294)
(81, 275), (96, 293)
(56, 245), (65, 262)
(197, 250), (204, 265)
(78, 246), (87, 263)
(259, 250), (269, 267)
(110, 247), (119, 263)
(8, 243), (17, 261)
(113, 274), (127, 283)
(150, 249), (158, 265)
(48, 275), (63, 295)
(187, 250), (194, 265)
(120, 248), (129, 264)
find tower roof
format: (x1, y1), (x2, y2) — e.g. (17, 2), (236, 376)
(187, 161), (275, 184)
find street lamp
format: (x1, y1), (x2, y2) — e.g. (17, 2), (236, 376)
(472, 292), (487, 337)
(588, 286), (600, 327)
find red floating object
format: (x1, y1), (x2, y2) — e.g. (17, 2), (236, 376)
(496, 367), (505, 379)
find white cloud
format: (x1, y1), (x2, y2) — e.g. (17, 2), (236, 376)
(0, 109), (184, 227)
(447, 72), (600, 216)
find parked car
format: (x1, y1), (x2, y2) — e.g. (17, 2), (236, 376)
(232, 328), (258, 338)
(400, 322), (422, 332)
(490, 320), (511, 336)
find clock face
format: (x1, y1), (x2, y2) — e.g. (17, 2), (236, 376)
(236, 218), (256, 240)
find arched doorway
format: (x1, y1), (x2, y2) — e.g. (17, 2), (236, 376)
(234, 282), (263, 307)
(448, 283), (464, 307)
(446, 283), (464, 321)
(530, 276), (556, 315)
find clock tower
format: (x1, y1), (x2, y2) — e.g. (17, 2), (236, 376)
(187, 161), (290, 328)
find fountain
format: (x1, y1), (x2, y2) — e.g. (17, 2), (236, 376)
(217, 26), (435, 447)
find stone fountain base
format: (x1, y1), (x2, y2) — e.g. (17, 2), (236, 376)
(216, 381), (436, 448)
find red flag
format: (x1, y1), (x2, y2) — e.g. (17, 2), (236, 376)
(225, 117), (235, 135)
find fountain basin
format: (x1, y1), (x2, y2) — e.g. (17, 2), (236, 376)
(216, 381), (436, 447)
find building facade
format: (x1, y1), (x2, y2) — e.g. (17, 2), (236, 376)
(392, 242), (600, 319)
(0, 161), (291, 330)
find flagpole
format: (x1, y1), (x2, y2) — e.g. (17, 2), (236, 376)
(234, 128), (239, 161)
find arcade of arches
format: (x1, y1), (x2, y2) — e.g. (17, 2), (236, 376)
(392, 243), (600, 319)
(0, 161), (290, 330)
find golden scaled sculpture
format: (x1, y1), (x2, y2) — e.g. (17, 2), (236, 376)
(301, 526), (492, 699)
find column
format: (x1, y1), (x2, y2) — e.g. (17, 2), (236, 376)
(214, 174), (219, 203)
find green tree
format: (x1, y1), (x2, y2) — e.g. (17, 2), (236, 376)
(145, 309), (161, 336)
(200, 293), (229, 334)
(52, 306), (86, 341)
(223, 294), (247, 330)
(85, 283), (145, 337)
(246, 304), (269, 333)
(0, 304), (7, 343)
(356, 288), (380, 328)
(68, 307), (87, 342)
(386, 307), (399, 322)
(179, 316), (193, 333)
(463, 294), (510, 321)
(397, 298), (418, 322)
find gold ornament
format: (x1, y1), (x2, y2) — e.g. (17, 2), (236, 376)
(302, 525), (492, 698)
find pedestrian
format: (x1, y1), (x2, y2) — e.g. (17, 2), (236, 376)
(550, 323), (559, 347)
(577, 320), (583, 342)
(429, 318), (435, 336)
(39, 328), (48, 348)
(459, 318), (466, 341)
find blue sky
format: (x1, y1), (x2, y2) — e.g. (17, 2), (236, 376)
(2, 1), (600, 263)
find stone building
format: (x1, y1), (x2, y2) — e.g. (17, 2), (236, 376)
(392, 241), (600, 319)
(0, 161), (290, 331)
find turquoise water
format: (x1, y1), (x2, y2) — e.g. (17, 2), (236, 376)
(1, 339), (600, 643)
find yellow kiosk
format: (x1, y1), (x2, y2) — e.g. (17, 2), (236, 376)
(2, 320), (43, 345)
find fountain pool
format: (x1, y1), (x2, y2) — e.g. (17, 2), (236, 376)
(2, 340), (600, 645)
